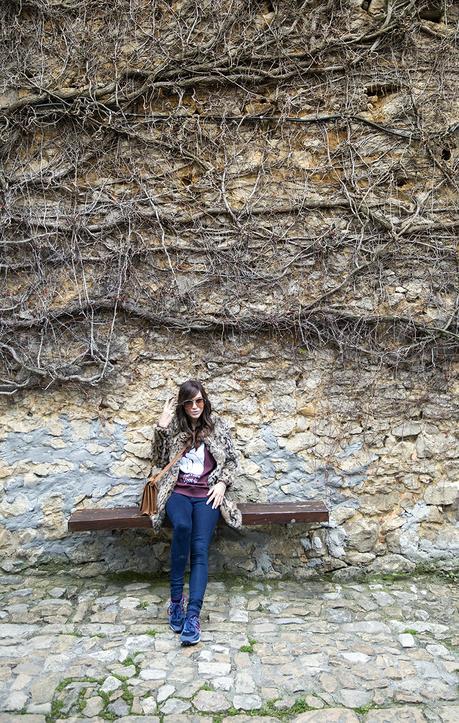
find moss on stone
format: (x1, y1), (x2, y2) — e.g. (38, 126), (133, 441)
(239, 637), (257, 653)
(200, 696), (315, 718)
(47, 698), (65, 722)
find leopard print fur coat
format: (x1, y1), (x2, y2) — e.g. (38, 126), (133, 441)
(149, 414), (243, 532)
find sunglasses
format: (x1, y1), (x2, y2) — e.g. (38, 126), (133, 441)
(182, 397), (205, 410)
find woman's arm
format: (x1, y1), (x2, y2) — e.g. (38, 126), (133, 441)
(207, 419), (239, 508)
(216, 419), (240, 489)
(151, 397), (175, 468)
(151, 424), (171, 468)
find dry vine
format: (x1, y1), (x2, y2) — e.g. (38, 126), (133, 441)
(0, 0), (458, 393)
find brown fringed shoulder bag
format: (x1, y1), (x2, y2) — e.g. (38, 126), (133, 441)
(140, 444), (189, 515)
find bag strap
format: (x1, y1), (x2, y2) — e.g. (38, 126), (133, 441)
(148, 444), (189, 485)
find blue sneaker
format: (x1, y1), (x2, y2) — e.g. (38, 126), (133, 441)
(168, 597), (185, 633)
(180, 614), (201, 645)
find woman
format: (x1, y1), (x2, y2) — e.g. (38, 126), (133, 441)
(151, 379), (242, 645)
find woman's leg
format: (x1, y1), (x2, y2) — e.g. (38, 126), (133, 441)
(165, 492), (193, 601)
(187, 498), (220, 617)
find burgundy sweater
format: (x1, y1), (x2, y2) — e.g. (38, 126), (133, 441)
(174, 442), (217, 498)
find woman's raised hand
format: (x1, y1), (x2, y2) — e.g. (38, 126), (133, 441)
(157, 397), (175, 428)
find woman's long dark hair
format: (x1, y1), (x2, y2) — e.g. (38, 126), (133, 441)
(176, 379), (214, 446)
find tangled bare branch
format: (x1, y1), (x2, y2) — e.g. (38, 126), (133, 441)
(0, 0), (458, 393)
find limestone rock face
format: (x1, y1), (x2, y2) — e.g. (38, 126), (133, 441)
(0, 340), (457, 577)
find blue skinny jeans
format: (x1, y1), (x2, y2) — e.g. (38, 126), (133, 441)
(165, 492), (220, 617)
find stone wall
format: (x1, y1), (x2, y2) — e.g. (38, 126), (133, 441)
(0, 330), (457, 579)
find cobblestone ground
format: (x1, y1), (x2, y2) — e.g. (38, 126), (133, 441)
(0, 572), (457, 723)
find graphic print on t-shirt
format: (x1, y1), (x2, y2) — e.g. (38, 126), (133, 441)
(178, 443), (206, 484)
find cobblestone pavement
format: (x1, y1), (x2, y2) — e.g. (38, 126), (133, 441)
(0, 572), (457, 722)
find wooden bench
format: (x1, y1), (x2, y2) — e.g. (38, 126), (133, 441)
(68, 501), (329, 532)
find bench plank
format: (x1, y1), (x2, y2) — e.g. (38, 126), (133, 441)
(68, 501), (328, 532)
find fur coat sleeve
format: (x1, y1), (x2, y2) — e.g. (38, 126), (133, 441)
(151, 423), (173, 469)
